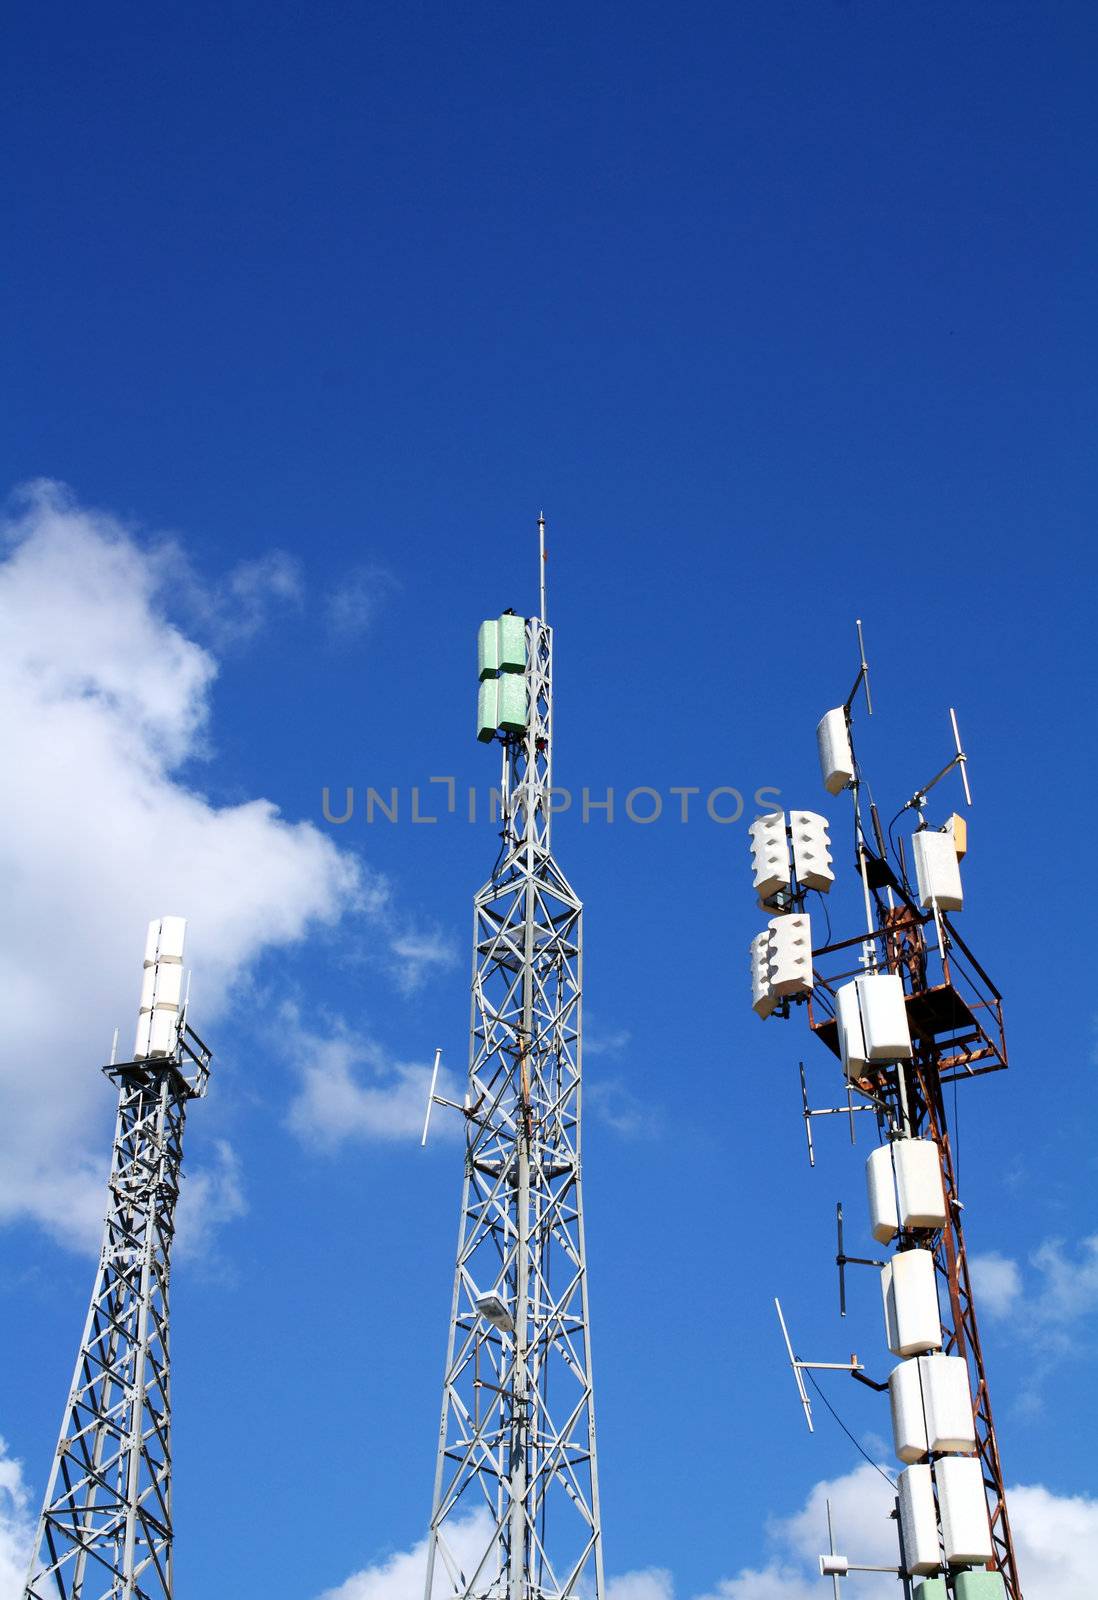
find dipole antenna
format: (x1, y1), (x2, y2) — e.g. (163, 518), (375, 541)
(24, 918), (212, 1600)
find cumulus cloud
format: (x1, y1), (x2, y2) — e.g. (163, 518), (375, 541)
(313, 1467), (1098, 1600)
(1008, 1482), (1098, 1600)
(607, 1570), (674, 1600)
(282, 1006), (462, 1150)
(698, 1462), (1098, 1600)
(175, 1138), (248, 1260)
(0, 1438), (35, 1598)
(0, 481), (364, 1249)
(316, 1508), (493, 1600)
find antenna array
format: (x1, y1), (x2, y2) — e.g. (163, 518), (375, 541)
(424, 521), (604, 1600)
(749, 625), (1021, 1600)
(24, 919), (212, 1600)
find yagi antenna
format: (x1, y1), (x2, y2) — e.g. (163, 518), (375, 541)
(773, 1298), (865, 1433)
(902, 706), (973, 815)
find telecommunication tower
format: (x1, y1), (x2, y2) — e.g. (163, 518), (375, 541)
(423, 519), (605, 1600)
(25, 917), (212, 1600)
(750, 628), (1022, 1600)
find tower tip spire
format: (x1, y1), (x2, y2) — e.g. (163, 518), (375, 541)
(538, 510), (547, 623)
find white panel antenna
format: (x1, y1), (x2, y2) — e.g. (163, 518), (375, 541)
(790, 810), (834, 893)
(912, 827), (964, 912)
(768, 913), (813, 997)
(749, 811), (790, 902)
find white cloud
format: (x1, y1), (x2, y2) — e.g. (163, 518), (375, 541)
(586, 1077), (659, 1139)
(165, 545), (304, 651)
(316, 1508), (493, 1600)
(970, 1251), (1024, 1318)
(314, 1467), (1098, 1600)
(607, 1570), (674, 1600)
(175, 1138), (248, 1260)
(325, 565), (397, 644)
(1027, 1235), (1098, 1328)
(698, 1461), (1098, 1600)
(0, 481), (364, 1249)
(971, 1234), (1098, 1356)
(583, 1021), (631, 1058)
(1009, 1482), (1098, 1600)
(387, 926), (459, 995)
(282, 1006), (462, 1150)
(0, 1438), (34, 1598)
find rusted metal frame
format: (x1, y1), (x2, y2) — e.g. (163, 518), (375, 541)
(905, 1038), (1022, 1600)
(873, 913), (1021, 1600)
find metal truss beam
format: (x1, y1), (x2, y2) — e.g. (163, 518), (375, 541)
(25, 1031), (210, 1600)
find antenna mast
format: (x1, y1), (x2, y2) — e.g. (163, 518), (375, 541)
(24, 918), (212, 1600)
(750, 624), (1022, 1600)
(425, 518), (604, 1600)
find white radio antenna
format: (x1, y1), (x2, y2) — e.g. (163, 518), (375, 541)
(843, 619), (873, 719)
(421, 1048), (444, 1147)
(902, 705), (973, 815)
(538, 512), (547, 624)
(773, 1298), (865, 1433)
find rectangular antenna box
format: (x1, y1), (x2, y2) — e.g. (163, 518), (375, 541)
(857, 973), (913, 1060)
(913, 1581), (948, 1600)
(866, 1140), (948, 1242)
(749, 811), (790, 901)
(477, 620), (500, 679)
(953, 1573), (1006, 1600)
(145, 915), (186, 966)
(497, 673), (527, 733)
(898, 1464), (940, 1575)
(936, 1456), (994, 1566)
(889, 1353), (976, 1462)
(750, 931), (776, 1018)
(835, 980), (866, 1079)
(790, 810), (834, 892)
(913, 828), (964, 912)
(497, 613), (526, 673)
(477, 678), (499, 742)
(767, 913), (813, 997)
(816, 707), (855, 796)
(881, 1249), (942, 1357)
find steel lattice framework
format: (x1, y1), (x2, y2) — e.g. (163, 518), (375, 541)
(425, 609), (605, 1600)
(25, 1022), (211, 1600)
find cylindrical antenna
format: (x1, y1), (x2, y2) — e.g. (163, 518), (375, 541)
(855, 618), (873, 716)
(949, 707), (972, 805)
(538, 512), (547, 624)
(421, 1047), (443, 1148)
(110, 1027), (119, 1067)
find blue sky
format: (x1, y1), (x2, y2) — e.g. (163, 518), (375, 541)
(1, 3), (1096, 1598)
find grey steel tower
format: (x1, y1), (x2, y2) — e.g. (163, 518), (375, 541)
(424, 524), (605, 1600)
(25, 917), (211, 1600)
